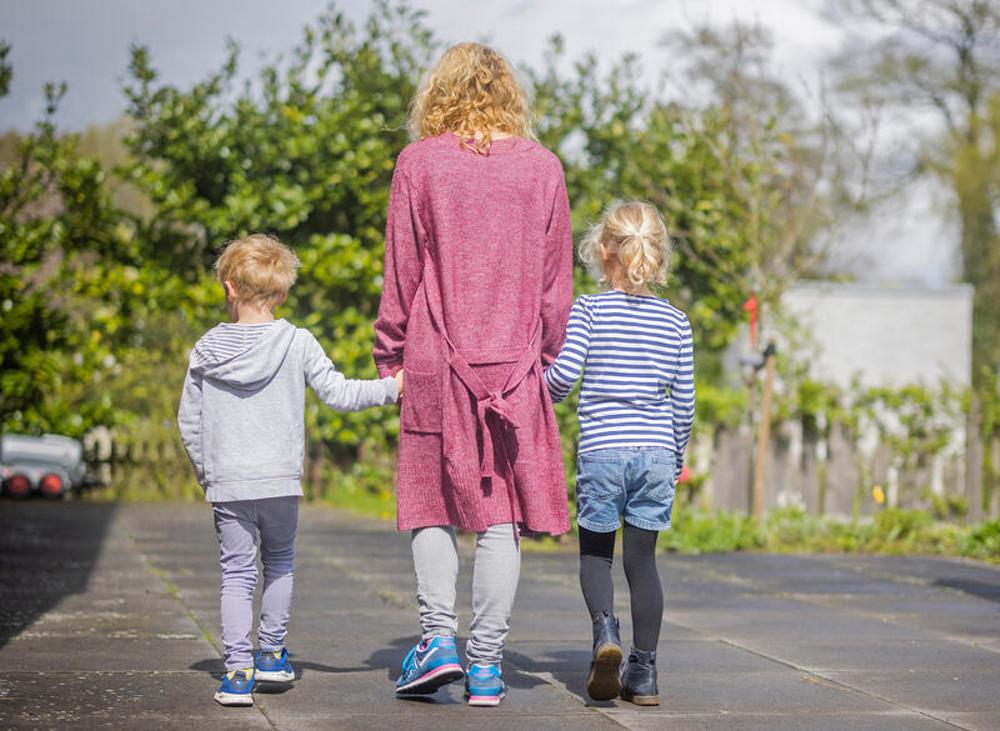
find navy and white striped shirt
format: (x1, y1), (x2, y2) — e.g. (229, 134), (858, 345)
(545, 290), (695, 478)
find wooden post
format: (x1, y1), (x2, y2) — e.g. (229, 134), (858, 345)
(752, 341), (777, 519)
(308, 441), (325, 502)
(745, 376), (758, 514)
(991, 437), (1000, 519)
(966, 394), (984, 523)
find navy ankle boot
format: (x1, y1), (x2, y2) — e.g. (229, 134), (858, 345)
(587, 611), (623, 701)
(620, 647), (659, 706)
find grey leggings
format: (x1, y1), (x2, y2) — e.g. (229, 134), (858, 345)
(411, 524), (520, 665)
(213, 497), (298, 670)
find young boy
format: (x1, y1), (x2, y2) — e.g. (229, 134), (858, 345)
(177, 233), (402, 706)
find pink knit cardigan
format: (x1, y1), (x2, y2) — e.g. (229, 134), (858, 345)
(373, 134), (573, 535)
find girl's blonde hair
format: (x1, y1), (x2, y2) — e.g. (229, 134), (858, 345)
(215, 233), (300, 308)
(580, 201), (671, 292)
(408, 42), (533, 154)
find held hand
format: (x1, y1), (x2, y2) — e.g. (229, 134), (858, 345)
(394, 369), (404, 399)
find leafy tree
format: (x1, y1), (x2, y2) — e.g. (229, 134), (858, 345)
(531, 25), (855, 358)
(0, 41), (159, 437)
(0, 2), (884, 504)
(119, 2), (435, 480)
(829, 0), (1000, 386)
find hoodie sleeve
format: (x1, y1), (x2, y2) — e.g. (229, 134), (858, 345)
(177, 356), (206, 485)
(303, 331), (398, 411)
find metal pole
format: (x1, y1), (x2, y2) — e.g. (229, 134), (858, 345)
(752, 341), (777, 519)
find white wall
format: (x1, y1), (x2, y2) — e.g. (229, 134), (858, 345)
(773, 283), (973, 388)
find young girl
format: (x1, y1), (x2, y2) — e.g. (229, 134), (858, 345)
(373, 43), (573, 706)
(545, 201), (695, 706)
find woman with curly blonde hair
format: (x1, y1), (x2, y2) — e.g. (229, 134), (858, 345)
(374, 42), (573, 706)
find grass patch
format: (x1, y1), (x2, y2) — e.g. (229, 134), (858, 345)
(660, 504), (1000, 563)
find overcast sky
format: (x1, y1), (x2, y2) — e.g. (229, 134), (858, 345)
(0, 0), (958, 286)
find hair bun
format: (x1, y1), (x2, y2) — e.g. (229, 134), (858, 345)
(577, 201), (671, 291)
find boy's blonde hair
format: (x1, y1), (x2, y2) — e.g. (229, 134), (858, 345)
(580, 201), (671, 292)
(408, 42), (534, 154)
(214, 233), (300, 309)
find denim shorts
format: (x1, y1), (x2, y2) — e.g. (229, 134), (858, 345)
(575, 447), (677, 533)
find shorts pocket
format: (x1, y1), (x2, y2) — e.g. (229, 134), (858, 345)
(576, 451), (624, 499)
(638, 453), (676, 501)
(401, 369), (442, 434)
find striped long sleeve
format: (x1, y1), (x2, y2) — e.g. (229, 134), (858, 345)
(545, 297), (593, 402)
(670, 317), (695, 480)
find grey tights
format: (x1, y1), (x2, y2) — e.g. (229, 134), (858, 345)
(410, 523), (520, 665)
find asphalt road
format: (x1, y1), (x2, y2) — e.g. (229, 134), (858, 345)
(1, 501), (998, 730)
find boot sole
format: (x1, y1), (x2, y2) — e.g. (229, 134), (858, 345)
(587, 642), (623, 701)
(620, 689), (659, 706)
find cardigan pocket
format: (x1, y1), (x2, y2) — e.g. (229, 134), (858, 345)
(401, 369), (442, 433)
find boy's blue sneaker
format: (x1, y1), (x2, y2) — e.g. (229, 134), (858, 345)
(214, 668), (255, 706)
(255, 647), (295, 682)
(464, 663), (505, 707)
(395, 635), (464, 695)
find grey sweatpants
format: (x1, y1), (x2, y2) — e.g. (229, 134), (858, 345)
(213, 496), (298, 670)
(411, 523), (521, 665)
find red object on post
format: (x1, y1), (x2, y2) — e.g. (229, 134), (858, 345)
(743, 293), (759, 348)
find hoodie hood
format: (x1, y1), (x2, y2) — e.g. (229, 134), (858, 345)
(190, 319), (297, 390)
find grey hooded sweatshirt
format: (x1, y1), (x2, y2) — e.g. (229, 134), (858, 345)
(177, 319), (398, 502)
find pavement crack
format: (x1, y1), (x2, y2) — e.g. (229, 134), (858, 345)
(123, 525), (281, 731)
(705, 635), (971, 730)
(510, 667), (631, 729)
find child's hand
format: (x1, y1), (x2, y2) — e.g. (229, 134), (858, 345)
(394, 369), (404, 398)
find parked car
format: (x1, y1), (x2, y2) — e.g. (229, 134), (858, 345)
(0, 434), (95, 498)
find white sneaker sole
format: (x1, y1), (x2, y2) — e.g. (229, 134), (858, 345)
(255, 669), (295, 682)
(214, 690), (254, 706)
(395, 663), (465, 695)
(466, 691), (505, 707)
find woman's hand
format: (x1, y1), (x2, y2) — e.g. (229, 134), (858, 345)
(394, 369), (404, 399)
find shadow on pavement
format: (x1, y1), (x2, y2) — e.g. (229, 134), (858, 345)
(190, 656), (370, 679)
(0, 501), (117, 649)
(934, 577), (1000, 603)
(505, 647), (603, 705)
(366, 636), (413, 680)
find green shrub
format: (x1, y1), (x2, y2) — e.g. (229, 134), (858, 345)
(653, 504), (998, 563)
(964, 520), (1000, 560)
(660, 504), (761, 553)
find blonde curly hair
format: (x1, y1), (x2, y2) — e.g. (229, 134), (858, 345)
(580, 201), (671, 292)
(408, 42), (533, 154)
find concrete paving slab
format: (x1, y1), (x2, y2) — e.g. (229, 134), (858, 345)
(824, 669), (1000, 713)
(935, 712), (1000, 731)
(735, 637), (1000, 672)
(3, 501), (999, 731)
(0, 672), (275, 730)
(604, 710), (956, 731)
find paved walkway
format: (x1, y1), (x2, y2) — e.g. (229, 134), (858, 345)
(1, 502), (999, 730)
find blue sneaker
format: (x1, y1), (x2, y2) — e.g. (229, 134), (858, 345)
(465, 663), (505, 706)
(214, 667), (255, 706)
(255, 647), (295, 682)
(395, 635), (464, 695)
